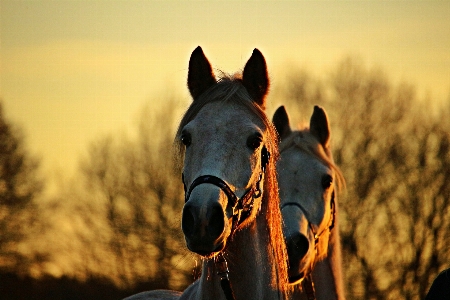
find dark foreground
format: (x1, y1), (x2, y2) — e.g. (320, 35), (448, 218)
(0, 272), (172, 300)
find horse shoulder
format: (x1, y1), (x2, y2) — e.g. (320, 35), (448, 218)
(123, 289), (182, 300)
(178, 280), (199, 300)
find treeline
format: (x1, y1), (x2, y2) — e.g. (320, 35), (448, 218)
(0, 57), (449, 299)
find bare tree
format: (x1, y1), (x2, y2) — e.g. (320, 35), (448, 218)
(0, 101), (44, 274)
(79, 98), (192, 289)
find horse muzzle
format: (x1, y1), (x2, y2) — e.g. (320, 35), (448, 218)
(286, 232), (311, 284)
(181, 184), (230, 256)
(281, 204), (313, 284)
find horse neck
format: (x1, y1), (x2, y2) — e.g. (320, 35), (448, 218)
(311, 207), (345, 300)
(195, 188), (286, 300)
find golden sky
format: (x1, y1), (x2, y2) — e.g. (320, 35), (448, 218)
(1, 1), (449, 180)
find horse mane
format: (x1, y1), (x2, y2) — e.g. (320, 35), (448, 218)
(174, 74), (290, 295)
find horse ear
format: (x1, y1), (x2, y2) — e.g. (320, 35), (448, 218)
(310, 105), (331, 149)
(188, 46), (216, 100)
(242, 49), (270, 109)
(272, 106), (292, 140)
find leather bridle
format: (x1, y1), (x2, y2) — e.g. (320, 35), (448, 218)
(280, 191), (336, 300)
(181, 146), (270, 300)
(182, 146), (270, 232)
(281, 191), (336, 254)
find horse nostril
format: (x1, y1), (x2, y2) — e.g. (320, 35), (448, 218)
(182, 205), (196, 237)
(208, 204), (225, 239)
(287, 233), (310, 260)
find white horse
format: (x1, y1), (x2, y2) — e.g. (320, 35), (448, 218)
(176, 47), (290, 300)
(273, 105), (345, 300)
(125, 47), (289, 300)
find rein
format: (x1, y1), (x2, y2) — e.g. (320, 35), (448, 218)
(280, 191), (336, 300)
(182, 146), (270, 300)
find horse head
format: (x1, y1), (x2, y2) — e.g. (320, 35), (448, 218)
(273, 105), (342, 285)
(177, 47), (276, 257)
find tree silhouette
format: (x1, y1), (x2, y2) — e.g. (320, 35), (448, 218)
(0, 101), (43, 274)
(78, 98), (193, 290)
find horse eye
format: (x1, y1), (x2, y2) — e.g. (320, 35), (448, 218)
(247, 133), (263, 150)
(321, 174), (333, 189)
(181, 132), (192, 147)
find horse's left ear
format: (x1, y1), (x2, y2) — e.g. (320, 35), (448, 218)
(310, 105), (331, 149)
(242, 49), (270, 109)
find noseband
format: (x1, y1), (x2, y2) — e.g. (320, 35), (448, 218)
(281, 191), (335, 252)
(182, 146), (270, 230)
(281, 191), (335, 300)
(181, 146), (270, 300)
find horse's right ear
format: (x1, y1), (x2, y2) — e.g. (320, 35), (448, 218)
(187, 46), (216, 100)
(272, 106), (292, 140)
(310, 105), (331, 149)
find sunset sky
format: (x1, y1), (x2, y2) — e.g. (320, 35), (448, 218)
(1, 1), (449, 182)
